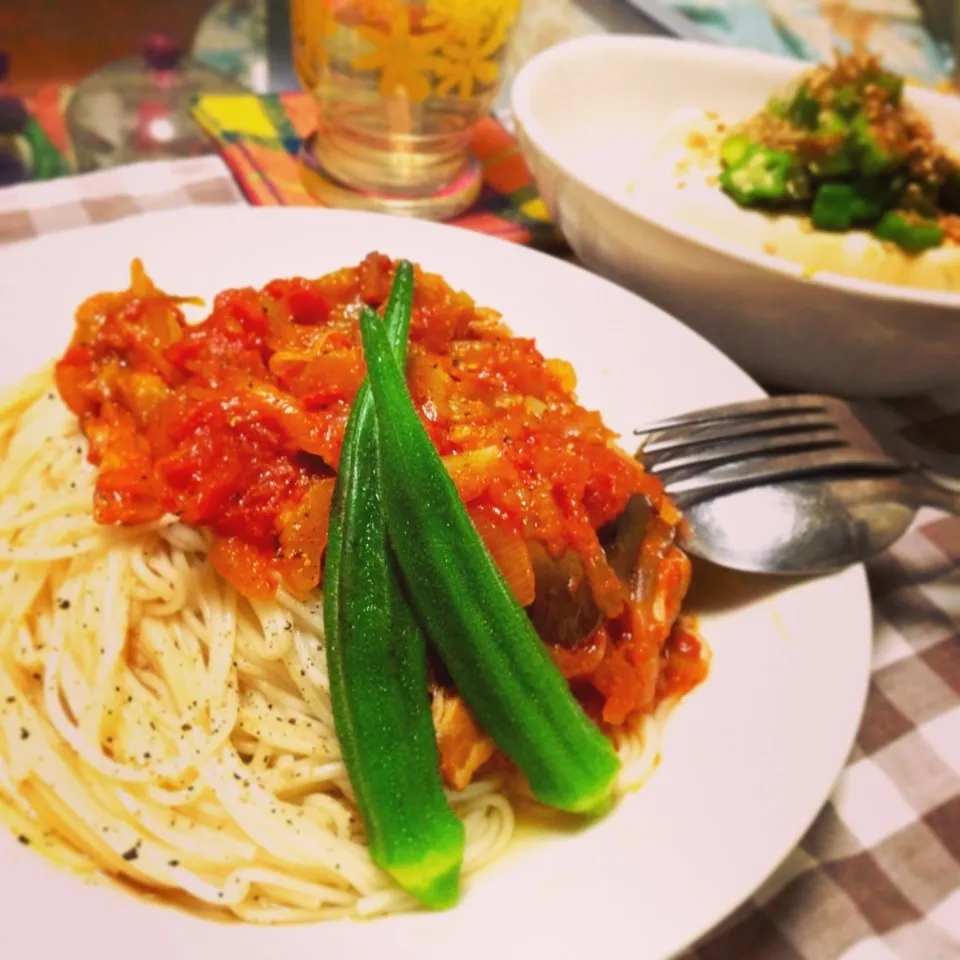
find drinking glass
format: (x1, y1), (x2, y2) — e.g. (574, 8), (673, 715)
(292, 0), (523, 217)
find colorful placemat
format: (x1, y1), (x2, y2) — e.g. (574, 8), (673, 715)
(192, 91), (561, 249)
(1, 84), (73, 184)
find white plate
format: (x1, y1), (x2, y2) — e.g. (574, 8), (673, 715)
(0, 208), (871, 960)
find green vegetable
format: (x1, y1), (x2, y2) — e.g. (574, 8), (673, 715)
(811, 184), (856, 231)
(358, 306), (621, 815)
(766, 96), (788, 119)
(809, 110), (856, 178)
(817, 109), (852, 137)
(720, 145), (795, 205)
(324, 261), (465, 909)
(831, 85), (861, 118)
(721, 134), (803, 196)
(720, 132), (752, 169)
(719, 55), (951, 245)
(809, 150), (855, 180)
(787, 83), (820, 130)
(851, 113), (904, 177)
(811, 181), (887, 231)
(872, 212), (944, 253)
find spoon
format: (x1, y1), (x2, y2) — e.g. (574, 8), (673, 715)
(678, 471), (960, 575)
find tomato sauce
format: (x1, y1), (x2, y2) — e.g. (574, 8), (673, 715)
(55, 254), (705, 726)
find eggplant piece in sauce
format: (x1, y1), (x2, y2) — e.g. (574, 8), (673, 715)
(526, 542), (603, 649)
(526, 494), (661, 649)
(602, 494), (656, 590)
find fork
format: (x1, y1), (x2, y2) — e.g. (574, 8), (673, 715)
(634, 394), (913, 506)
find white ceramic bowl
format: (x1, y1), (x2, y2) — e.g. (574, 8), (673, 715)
(511, 36), (960, 397)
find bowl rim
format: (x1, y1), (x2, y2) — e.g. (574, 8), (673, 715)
(511, 34), (960, 311)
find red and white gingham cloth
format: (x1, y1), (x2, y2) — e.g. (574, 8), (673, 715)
(2, 158), (958, 960)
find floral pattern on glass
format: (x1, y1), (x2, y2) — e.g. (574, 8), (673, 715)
(295, 0), (522, 104)
(352, 7), (445, 101)
(291, 0), (337, 90)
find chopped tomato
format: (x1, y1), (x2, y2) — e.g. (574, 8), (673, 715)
(657, 625), (709, 702)
(549, 626), (609, 680)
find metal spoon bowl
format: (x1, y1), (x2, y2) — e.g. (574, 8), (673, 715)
(678, 472), (960, 575)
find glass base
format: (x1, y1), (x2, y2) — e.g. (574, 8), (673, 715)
(299, 132), (482, 221)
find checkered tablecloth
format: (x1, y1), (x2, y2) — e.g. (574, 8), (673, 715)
(1, 158), (958, 960)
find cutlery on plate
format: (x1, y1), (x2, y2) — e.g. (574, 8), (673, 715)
(634, 394), (960, 574)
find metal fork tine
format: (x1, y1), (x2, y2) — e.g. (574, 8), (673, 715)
(641, 412), (839, 455)
(643, 429), (849, 477)
(633, 394), (831, 436)
(665, 447), (904, 505)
